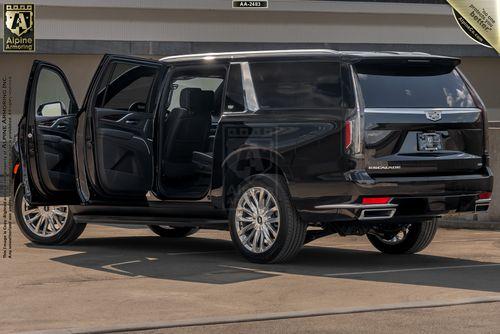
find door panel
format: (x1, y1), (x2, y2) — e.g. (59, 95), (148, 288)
(95, 109), (153, 196)
(36, 115), (76, 192)
(75, 55), (165, 203)
(19, 61), (79, 205)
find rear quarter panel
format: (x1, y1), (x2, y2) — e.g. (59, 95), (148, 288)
(210, 110), (351, 210)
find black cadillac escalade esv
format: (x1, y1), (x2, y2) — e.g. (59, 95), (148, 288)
(12, 50), (493, 263)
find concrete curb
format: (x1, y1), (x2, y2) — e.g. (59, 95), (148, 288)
(438, 219), (500, 231)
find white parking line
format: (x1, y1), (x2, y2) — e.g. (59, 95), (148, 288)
(167, 250), (233, 256)
(324, 263), (500, 277)
(21, 295), (500, 334)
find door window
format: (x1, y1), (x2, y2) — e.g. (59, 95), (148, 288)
(35, 68), (73, 117)
(249, 61), (342, 109)
(166, 77), (224, 111)
(95, 62), (159, 112)
(224, 64), (245, 112)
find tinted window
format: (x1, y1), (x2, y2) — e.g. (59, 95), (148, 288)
(356, 64), (475, 108)
(166, 76), (223, 111)
(224, 64), (245, 112)
(250, 61), (341, 109)
(35, 68), (73, 117)
(96, 62), (158, 112)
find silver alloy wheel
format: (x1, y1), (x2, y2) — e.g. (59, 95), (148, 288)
(374, 225), (410, 245)
(21, 197), (69, 237)
(235, 186), (280, 253)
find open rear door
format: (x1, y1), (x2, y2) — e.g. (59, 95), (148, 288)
(74, 55), (166, 203)
(18, 61), (80, 205)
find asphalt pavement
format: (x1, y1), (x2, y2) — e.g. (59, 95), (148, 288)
(2, 223), (500, 333)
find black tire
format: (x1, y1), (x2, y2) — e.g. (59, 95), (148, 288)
(229, 174), (307, 264)
(14, 185), (86, 245)
(148, 225), (199, 238)
(367, 218), (438, 254)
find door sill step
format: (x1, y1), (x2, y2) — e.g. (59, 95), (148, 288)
(73, 215), (228, 229)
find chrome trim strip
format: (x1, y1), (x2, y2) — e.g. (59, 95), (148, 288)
(475, 198), (491, 205)
(314, 203), (398, 210)
(160, 49), (338, 62)
(364, 108), (480, 115)
(240, 62), (259, 112)
(350, 64), (363, 155)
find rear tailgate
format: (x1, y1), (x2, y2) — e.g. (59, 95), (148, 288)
(355, 59), (486, 176)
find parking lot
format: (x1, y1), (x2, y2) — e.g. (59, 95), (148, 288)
(2, 223), (500, 333)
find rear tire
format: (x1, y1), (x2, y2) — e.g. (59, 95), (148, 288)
(14, 185), (86, 245)
(229, 174), (307, 264)
(148, 225), (199, 238)
(367, 218), (438, 254)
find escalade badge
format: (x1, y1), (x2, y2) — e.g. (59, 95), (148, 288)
(425, 110), (442, 122)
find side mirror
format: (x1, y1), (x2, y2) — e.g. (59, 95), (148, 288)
(37, 101), (67, 117)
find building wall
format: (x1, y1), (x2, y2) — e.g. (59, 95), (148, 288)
(34, 6), (468, 45)
(460, 58), (500, 118)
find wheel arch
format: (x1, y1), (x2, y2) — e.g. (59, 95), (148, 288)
(221, 148), (292, 209)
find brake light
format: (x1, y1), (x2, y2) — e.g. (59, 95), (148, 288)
(13, 163), (20, 175)
(362, 197), (392, 205)
(344, 120), (352, 150)
(479, 192), (492, 199)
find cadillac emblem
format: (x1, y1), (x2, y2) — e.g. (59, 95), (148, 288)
(425, 110), (442, 122)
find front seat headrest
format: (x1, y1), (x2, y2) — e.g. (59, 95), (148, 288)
(200, 90), (215, 114)
(179, 88), (203, 111)
(179, 88), (215, 115)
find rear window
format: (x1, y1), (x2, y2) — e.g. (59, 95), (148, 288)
(356, 63), (475, 108)
(250, 61), (341, 109)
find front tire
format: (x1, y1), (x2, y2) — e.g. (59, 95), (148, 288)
(14, 185), (86, 245)
(148, 225), (199, 238)
(229, 174), (307, 264)
(367, 218), (438, 254)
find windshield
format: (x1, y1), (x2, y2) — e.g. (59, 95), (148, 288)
(356, 63), (476, 109)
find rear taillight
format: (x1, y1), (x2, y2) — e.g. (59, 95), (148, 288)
(13, 163), (20, 175)
(479, 192), (492, 200)
(362, 197), (392, 205)
(457, 69), (488, 158)
(344, 120), (352, 151)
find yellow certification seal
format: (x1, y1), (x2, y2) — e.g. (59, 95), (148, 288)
(448, 0), (499, 53)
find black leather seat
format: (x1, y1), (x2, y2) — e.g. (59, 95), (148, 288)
(192, 151), (213, 174)
(162, 88), (213, 178)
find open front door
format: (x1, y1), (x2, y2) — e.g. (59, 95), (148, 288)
(19, 61), (80, 205)
(74, 55), (165, 203)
